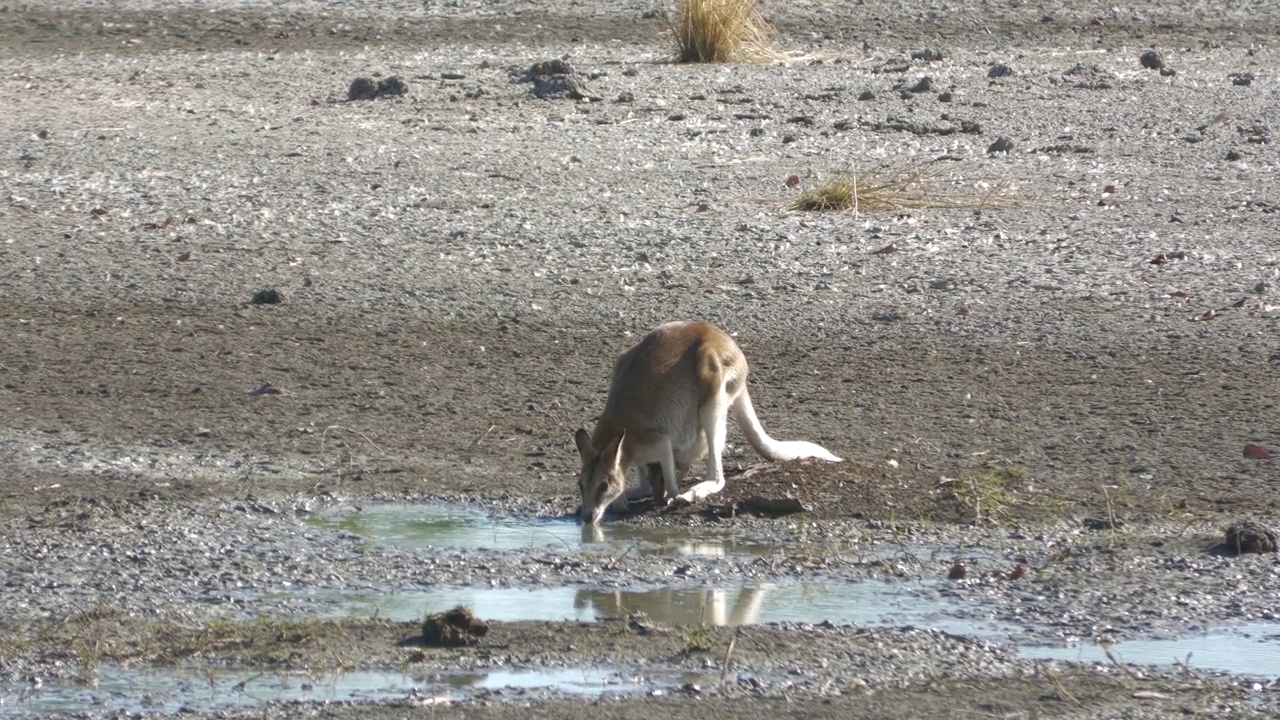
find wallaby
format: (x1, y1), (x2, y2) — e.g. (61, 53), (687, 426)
(573, 320), (842, 524)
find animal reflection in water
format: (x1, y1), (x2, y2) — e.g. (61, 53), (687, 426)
(578, 521), (753, 559)
(573, 585), (772, 627)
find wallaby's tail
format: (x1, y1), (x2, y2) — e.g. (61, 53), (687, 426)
(730, 388), (842, 462)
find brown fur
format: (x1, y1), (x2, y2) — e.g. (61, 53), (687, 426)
(574, 320), (841, 524)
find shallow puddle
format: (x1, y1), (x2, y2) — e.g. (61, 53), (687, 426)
(300, 582), (1000, 636)
(301, 503), (1280, 683)
(305, 503), (869, 558)
(0, 664), (649, 717)
(1020, 623), (1280, 678)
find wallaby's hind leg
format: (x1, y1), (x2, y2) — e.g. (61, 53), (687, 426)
(677, 390), (730, 503)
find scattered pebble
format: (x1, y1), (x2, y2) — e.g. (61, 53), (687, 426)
(347, 75), (408, 101)
(1140, 49), (1165, 70)
(377, 76), (408, 96)
(988, 137), (1014, 153)
(347, 76), (378, 101)
(906, 76), (934, 93)
(987, 63), (1014, 78)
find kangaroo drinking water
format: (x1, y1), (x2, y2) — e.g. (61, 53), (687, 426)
(574, 320), (842, 524)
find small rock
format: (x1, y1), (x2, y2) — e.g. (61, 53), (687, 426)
(947, 562), (966, 580)
(1159, 67), (1177, 77)
(1226, 149), (1243, 161)
(1223, 520), (1277, 554)
(987, 137), (1014, 153)
(911, 48), (943, 61)
(1140, 49), (1165, 70)
(987, 63), (1014, 78)
(1244, 443), (1271, 459)
(858, 90), (876, 101)
(1083, 517), (1123, 531)
(1231, 72), (1255, 86)
(440, 72), (466, 80)
(938, 90), (953, 102)
(347, 76), (378, 101)
(376, 76), (408, 97)
(907, 76), (934, 93)
(251, 289), (282, 305)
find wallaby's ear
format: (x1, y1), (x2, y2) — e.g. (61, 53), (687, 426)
(573, 428), (593, 459)
(602, 430), (625, 469)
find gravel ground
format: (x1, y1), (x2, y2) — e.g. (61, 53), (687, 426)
(1, 0), (1279, 717)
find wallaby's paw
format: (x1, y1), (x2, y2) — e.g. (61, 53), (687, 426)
(675, 488), (710, 504)
(664, 494), (693, 509)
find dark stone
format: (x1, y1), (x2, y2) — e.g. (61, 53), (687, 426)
(250, 289), (282, 305)
(988, 136), (1014, 153)
(1140, 49), (1165, 70)
(1223, 520), (1277, 555)
(987, 63), (1014, 78)
(907, 76), (934, 93)
(347, 76), (378, 101)
(1083, 517), (1124, 530)
(376, 76), (408, 96)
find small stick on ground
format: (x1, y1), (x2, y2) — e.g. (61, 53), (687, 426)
(1100, 642), (1142, 681)
(1045, 669), (1084, 708)
(720, 625), (742, 692)
(320, 424), (385, 456)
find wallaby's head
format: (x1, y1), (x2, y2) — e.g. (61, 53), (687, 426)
(574, 428), (627, 524)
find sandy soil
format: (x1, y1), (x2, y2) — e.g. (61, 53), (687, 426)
(1, 0), (1278, 717)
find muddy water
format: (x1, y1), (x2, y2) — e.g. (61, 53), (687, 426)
(299, 583), (1001, 635)
(300, 503), (1003, 631)
(303, 503), (855, 558)
(302, 504), (1280, 681)
(0, 665), (652, 717)
(1021, 623), (1280, 678)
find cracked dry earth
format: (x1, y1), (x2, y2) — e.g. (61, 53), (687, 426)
(1, 0), (1279, 718)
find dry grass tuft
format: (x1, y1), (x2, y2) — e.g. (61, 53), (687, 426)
(670, 0), (781, 63)
(421, 604), (490, 647)
(788, 163), (1021, 213)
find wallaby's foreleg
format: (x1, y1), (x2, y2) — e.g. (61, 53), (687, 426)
(627, 463), (665, 503)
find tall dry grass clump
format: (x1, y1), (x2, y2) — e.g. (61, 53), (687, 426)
(670, 0), (780, 63)
(788, 163), (1020, 213)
